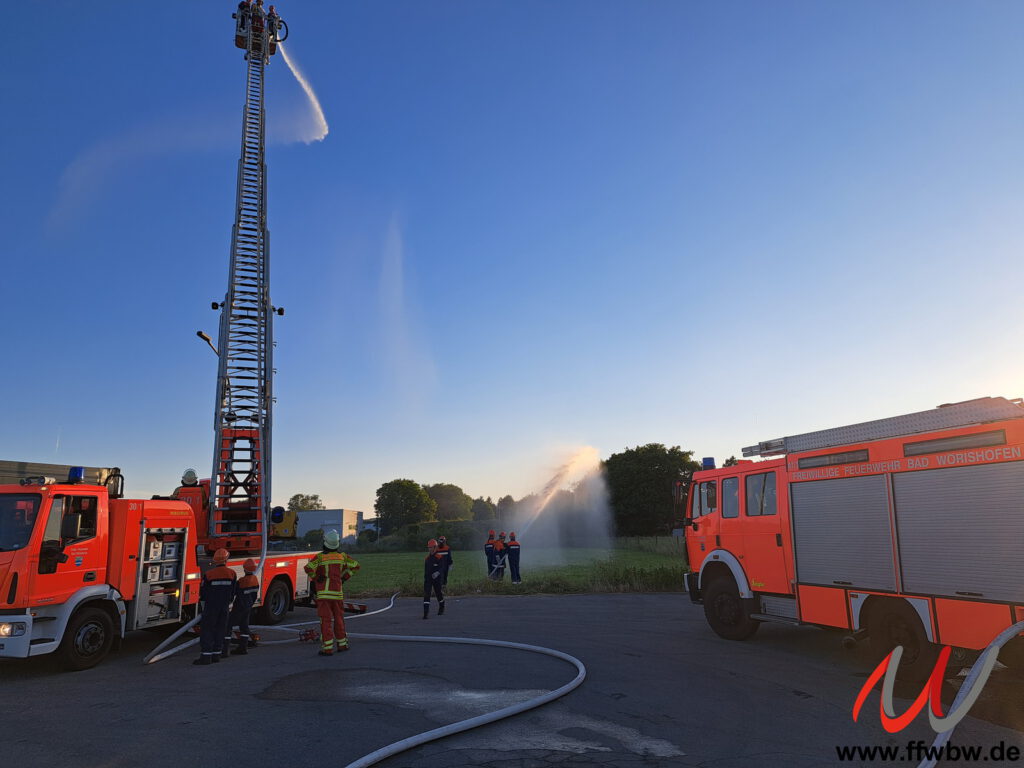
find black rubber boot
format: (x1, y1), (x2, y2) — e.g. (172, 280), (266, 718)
(438, 602), (445, 616)
(193, 656), (212, 666)
(422, 604), (429, 619)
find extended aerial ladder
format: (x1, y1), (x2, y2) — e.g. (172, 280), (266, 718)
(204, 6), (288, 553)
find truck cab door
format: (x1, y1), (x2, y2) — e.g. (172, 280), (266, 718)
(740, 470), (790, 594)
(686, 479), (720, 570)
(29, 494), (108, 608)
(718, 476), (744, 560)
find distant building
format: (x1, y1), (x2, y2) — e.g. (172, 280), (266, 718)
(296, 508), (374, 541)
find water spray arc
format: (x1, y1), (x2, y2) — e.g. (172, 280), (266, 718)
(278, 42), (329, 143)
(506, 447), (612, 566)
(518, 446), (602, 538)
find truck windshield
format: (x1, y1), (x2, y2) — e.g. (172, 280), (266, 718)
(0, 494), (43, 552)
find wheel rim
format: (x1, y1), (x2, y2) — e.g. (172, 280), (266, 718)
(270, 587), (286, 616)
(75, 620), (106, 657)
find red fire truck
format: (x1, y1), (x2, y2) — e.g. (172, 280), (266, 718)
(683, 396), (1024, 681)
(0, 462), (319, 670)
(0, 9), (338, 671)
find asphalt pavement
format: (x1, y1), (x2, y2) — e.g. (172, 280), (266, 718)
(1, 594), (1021, 767)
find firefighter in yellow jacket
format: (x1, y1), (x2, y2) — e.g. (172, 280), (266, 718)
(304, 530), (360, 656)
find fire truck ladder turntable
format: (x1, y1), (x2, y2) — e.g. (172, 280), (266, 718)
(741, 396), (1024, 458)
(209, 16), (284, 552)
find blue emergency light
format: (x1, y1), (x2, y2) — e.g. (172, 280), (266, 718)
(68, 466), (86, 483)
(702, 457), (716, 470)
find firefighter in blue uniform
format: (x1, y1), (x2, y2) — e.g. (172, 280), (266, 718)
(423, 539), (445, 619)
(228, 558), (260, 655)
(507, 532), (522, 584)
(484, 529), (496, 578)
(436, 535), (453, 586)
(195, 548), (237, 665)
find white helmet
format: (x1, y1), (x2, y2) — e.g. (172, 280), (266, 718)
(323, 530), (341, 550)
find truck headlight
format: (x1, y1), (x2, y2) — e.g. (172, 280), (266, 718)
(0, 622), (27, 637)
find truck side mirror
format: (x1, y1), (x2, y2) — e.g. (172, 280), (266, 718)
(60, 513), (82, 542)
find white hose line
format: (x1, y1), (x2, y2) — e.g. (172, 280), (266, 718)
(341, 634), (587, 768)
(917, 619), (1024, 768)
(143, 613), (203, 664)
(141, 593), (586, 768)
(252, 592), (403, 644)
(147, 593), (402, 661)
(266, 591), (401, 630)
(147, 637), (200, 663)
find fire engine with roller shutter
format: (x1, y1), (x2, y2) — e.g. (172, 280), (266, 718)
(683, 396), (1024, 681)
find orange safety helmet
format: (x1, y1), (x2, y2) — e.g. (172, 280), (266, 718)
(243, 558), (257, 573)
(427, 538), (438, 548)
(498, 531), (506, 538)
(213, 548), (230, 564)
(509, 532), (516, 539)
(488, 530), (495, 537)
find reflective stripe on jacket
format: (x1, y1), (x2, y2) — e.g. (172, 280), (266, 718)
(200, 565), (238, 608)
(235, 573), (260, 610)
(437, 545), (453, 574)
(304, 551), (360, 600)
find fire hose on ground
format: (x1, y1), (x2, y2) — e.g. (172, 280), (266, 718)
(143, 591), (587, 768)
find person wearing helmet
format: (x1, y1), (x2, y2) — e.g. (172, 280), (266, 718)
(492, 532), (507, 581)
(303, 530), (360, 656)
(267, 4), (279, 40)
(195, 548), (238, 666)
(484, 529), (496, 578)
(436, 535), (453, 586)
(423, 539), (445, 619)
(234, 0), (251, 50)
(507, 532), (522, 584)
(252, 0), (265, 28)
(227, 558), (260, 656)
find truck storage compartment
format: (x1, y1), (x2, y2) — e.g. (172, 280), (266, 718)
(129, 528), (188, 629)
(893, 460), (1024, 603)
(791, 474), (896, 592)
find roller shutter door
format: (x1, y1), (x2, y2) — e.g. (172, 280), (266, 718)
(893, 461), (1024, 602)
(792, 475), (896, 591)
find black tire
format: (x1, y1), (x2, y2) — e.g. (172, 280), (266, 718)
(703, 577), (759, 641)
(59, 606), (114, 671)
(867, 599), (941, 683)
(257, 579), (290, 624)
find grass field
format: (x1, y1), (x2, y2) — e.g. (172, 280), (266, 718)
(341, 548), (688, 598)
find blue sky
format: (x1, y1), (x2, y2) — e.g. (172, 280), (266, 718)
(2, 1), (1022, 513)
